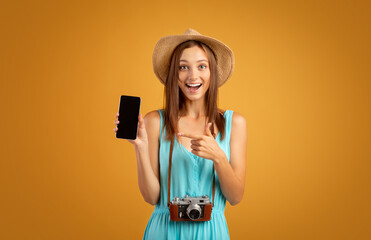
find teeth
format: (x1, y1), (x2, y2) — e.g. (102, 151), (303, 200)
(186, 83), (202, 87)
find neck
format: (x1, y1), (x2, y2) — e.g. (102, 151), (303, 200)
(180, 97), (207, 119)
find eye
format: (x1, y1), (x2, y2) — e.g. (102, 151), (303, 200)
(199, 65), (207, 69)
(179, 65), (188, 70)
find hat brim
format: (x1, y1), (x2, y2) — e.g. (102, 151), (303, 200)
(152, 33), (234, 87)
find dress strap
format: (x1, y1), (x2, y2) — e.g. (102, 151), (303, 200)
(224, 110), (234, 143)
(157, 109), (164, 141)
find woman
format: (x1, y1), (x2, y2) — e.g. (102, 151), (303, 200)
(114, 29), (247, 239)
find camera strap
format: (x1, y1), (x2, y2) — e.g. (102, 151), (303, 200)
(167, 136), (216, 207)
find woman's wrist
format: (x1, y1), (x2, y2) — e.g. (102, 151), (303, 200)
(214, 151), (228, 167)
(134, 142), (149, 156)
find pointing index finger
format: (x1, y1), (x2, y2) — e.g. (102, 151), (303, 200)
(177, 133), (202, 139)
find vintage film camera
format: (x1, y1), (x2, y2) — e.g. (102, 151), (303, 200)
(169, 195), (213, 221)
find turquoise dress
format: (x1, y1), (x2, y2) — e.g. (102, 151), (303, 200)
(143, 109), (234, 240)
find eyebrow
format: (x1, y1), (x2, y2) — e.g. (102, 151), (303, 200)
(179, 59), (208, 62)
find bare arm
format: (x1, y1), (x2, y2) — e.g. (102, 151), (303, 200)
(139, 111), (161, 205)
(214, 112), (247, 205)
(114, 111), (161, 205)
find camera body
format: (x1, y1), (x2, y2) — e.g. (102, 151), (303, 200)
(169, 195), (213, 221)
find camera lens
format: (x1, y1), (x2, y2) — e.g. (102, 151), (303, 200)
(186, 204), (202, 220)
(189, 209), (200, 220)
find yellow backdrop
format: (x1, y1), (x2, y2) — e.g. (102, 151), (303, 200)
(1, 0), (370, 239)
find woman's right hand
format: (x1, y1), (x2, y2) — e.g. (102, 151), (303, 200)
(114, 112), (149, 148)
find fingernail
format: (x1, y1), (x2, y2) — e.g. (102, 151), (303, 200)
(177, 133), (182, 136)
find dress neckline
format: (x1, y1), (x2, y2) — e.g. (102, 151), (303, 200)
(176, 131), (222, 158)
(175, 110), (227, 158)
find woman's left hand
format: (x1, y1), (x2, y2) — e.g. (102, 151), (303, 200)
(177, 123), (226, 162)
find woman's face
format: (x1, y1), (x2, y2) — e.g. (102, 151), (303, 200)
(178, 46), (210, 102)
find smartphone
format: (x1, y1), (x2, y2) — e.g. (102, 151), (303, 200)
(116, 95), (141, 140)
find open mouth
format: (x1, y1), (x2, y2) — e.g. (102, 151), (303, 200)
(186, 83), (202, 91)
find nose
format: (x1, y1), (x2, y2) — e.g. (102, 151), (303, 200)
(188, 67), (198, 80)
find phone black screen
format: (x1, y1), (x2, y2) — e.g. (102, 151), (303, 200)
(116, 95), (141, 140)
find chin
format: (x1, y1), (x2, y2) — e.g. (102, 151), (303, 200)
(181, 90), (202, 99)
(187, 96), (201, 101)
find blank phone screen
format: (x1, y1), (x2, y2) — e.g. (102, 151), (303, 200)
(116, 95), (141, 140)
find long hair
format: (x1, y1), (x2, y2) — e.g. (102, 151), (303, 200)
(162, 40), (226, 143)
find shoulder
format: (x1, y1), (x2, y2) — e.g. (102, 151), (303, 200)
(230, 111), (248, 149)
(231, 111), (246, 127)
(144, 110), (161, 125)
(144, 109), (161, 119)
(230, 111), (247, 137)
(144, 110), (161, 141)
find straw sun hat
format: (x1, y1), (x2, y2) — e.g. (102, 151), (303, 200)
(152, 28), (235, 87)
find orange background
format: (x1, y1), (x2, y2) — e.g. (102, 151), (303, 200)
(1, 0), (370, 239)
